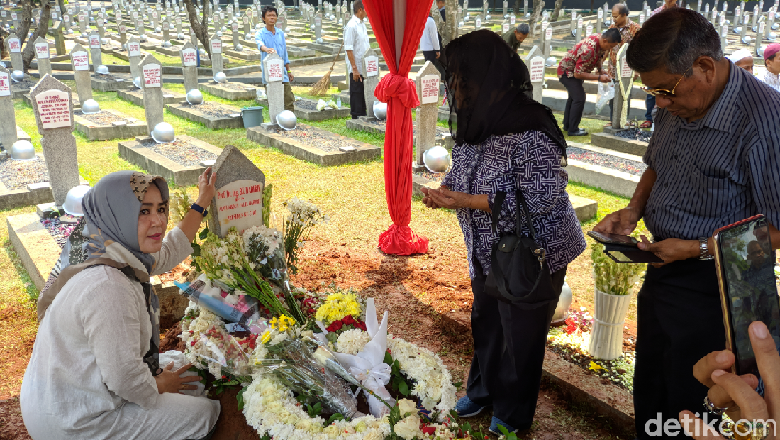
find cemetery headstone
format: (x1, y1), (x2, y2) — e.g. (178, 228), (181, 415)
(0, 66), (17, 149)
(612, 44), (635, 129)
(30, 75), (79, 207)
(211, 37), (224, 76)
(71, 44), (93, 102)
(127, 37), (142, 82)
(362, 49), (380, 119)
(414, 61), (440, 169)
(180, 42), (199, 92)
(79, 12), (88, 34)
(263, 52), (285, 125)
(140, 54), (164, 134)
(118, 21), (128, 45)
(523, 45), (543, 102)
(35, 37), (52, 78)
(89, 32), (103, 67)
(6, 34), (22, 73)
(597, 8), (603, 33)
(208, 146), (266, 238)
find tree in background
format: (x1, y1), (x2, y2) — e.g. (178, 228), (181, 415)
(551, 0), (565, 20)
(183, 0), (212, 58)
(16, 0), (51, 71)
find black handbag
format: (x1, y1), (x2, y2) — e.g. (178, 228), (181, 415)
(483, 189), (557, 307)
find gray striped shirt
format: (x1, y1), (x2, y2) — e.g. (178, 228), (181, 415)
(643, 63), (780, 241)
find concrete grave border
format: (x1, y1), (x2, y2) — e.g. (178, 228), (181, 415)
(73, 108), (147, 140)
(294, 98), (351, 121)
(247, 123), (381, 166)
(165, 101), (244, 129)
(117, 88), (184, 106)
(199, 81), (257, 101)
(118, 135), (223, 186)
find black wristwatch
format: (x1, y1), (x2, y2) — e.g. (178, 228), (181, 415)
(190, 203), (208, 217)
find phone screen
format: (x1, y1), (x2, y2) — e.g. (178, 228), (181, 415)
(717, 216), (780, 378)
(587, 231), (639, 246)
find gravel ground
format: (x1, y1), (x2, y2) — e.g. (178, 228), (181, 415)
(181, 102), (239, 118)
(76, 110), (129, 125)
(40, 216), (80, 248)
(94, 73), (126, 83)
(11, 79), (36, 89)
(567, 146), (647, 176)
(141, 138), (218, 167)
(269, 126), (355, 152)
(613, 128), (652, 143)
(215, 82), (254, 91)
(0, 156), (49, 190)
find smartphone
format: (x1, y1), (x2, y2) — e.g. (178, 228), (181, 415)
(714, 214), (780, 378)
(587, 231), (639, 246)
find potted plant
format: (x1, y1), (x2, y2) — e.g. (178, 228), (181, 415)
(588, 241), (645, 360)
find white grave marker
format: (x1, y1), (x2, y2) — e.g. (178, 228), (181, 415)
(214, 180), (265, 233)
(530, 56), (545, 82)
(72, 51), (89, 70)
(181, 47), (197, 66)
(35, 90), (71, 129)
(365, 55), (379, 77)
(0, 71), (9, 97)
(143, 63), (162, 87)
(35, 42), (50, 59)
(420, 75), (439, 104)
(266, 58), (284, 82)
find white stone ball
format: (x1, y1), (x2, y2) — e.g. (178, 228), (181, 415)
(276, 110), (297, 130)
(96, 64), (109, 75)
(81, 99), (101, 114)
(235, 43), (243, 51)
(62, 185), (91, 216)
(10, 140), (36, 161)
(545, 56), (557, 67)
(11, 70), (24, 82)
(151, 122), (175, 143)
(373, 101), (387, 120)
(186, 89), (204, 105)
(214, 71), (228, 83)
(423, 145), (451, 173)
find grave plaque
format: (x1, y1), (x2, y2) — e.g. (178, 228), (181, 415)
(211, 37), (224, 75)
(0, 67), (16, 148)
(30, 75), (79, 207)
(213, 177), (265, 235)
(72, 51), (90, 71)
(143, 63), (162, 87)
(89, 33), (103, 67)
(365, 55), (379, 77)
(362, 49), (381, 118)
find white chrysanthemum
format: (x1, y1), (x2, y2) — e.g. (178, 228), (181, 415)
(394, 415), (422, 440)
(335, 329), (370, 355)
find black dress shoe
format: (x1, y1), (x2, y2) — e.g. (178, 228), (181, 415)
(567, 129), (588, 136)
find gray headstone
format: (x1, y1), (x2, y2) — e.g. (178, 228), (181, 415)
(208, 147), (266, 238)
(0, 66), (17, 149)
(89, 32), (103, 67)
(612, 44), (634, 129)
(30, 75), (79, 207)
(263, 52), (285, 124)
(6, 33), (23, 73)
(414, 61), (441, 167)
(53, 21), (66, 55)
(210, 36), (224, 76)
(79, 12), (88, 34)
(140, 54), (164, 134)
(362, 49), (380, 119)
(232, 21), (240, 48)
(70, 44), (93, 102)
(127, 37), (142, 83)
(118, 20), (128, 45)
(35, 37), (53, 78)
(524, 47), (544, 104)
(180, 42), (199, 92)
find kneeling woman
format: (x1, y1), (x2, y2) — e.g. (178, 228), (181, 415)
(422, 30), (586, 435)
(21, 170), (220, 439)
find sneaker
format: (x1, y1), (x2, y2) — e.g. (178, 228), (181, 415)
(489, 417), (518, 436)
(455, 396), (486, 418)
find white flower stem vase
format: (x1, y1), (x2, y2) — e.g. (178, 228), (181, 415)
(588, 289), (632, 360)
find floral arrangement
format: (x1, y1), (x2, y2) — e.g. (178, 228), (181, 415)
(283, 197), (329, 274)
(591, 241), (645, 296)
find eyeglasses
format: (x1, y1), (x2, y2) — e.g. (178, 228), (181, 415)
(640, 65), (693, 97)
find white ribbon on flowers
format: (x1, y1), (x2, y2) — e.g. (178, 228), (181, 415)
(334, 298), (396, 417)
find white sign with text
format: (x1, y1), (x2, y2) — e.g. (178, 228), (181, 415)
(35, 42), (50, 59)
(36, 90), (71, 129)
(215, 180), (264, 234)
(421, 75), (439, 104)
(181, 48), (197, 66)
(143, 63), (162, 87)
(72, 51), (89, 70)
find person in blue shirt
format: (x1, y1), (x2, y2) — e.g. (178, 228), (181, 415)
(256, 6), (294, 111)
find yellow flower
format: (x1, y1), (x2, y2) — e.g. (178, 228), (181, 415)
(260, 329), (273, 345)
(315, 292), (362, 323)
(589, 361), (604, 371)
(270, 315), (297, 332)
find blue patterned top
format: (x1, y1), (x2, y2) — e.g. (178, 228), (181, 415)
(442, 131), (586, 278)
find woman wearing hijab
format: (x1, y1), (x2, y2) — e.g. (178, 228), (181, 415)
(20, 169), (221, 439)
(421, 30), (586, 435)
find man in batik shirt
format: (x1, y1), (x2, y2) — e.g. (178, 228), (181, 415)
(607, 3), (641, 126)
(557, 28), (621, 136)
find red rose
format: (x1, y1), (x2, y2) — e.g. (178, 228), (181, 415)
(342, 315), (355, 324)
(327, 321), (343, 332)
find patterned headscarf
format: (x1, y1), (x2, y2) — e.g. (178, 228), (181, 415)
(38, 170), (170, 374)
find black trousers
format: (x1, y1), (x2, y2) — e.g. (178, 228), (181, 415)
(634, 259), (725, 439)
(349, 74), (366, 119)
(422, 50), (445, 79)
(467, 257), (567, 429)
(559, 75), (586, 134)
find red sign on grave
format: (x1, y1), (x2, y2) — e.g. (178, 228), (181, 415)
(143, 63), (162, 87)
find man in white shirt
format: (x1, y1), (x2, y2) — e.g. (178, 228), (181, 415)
(762, 43), (780, 92)
(420, 14), (443, 78)
(344, 0), (370, 119)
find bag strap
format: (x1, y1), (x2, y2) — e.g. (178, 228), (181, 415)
(490, 189), (537, 241)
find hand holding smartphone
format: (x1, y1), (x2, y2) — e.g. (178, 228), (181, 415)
(587, 230), (664, 264)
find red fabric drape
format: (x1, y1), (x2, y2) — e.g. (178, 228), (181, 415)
(363, 0), (432, 255)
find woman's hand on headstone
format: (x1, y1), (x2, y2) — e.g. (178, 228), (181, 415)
(154, 362), (203, 394)
(196, 167), (217, 207)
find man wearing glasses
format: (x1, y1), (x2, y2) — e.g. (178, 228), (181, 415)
(593, 8), (780, 438)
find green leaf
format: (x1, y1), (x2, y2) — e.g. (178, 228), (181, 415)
(452, 381), (463, 391)
(383, 351), (393, 365)
(326, 413), (344, 426)
(398, 379), (409, 396)
(199, 227), (210, 240)
(237, 387), (246, 411)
